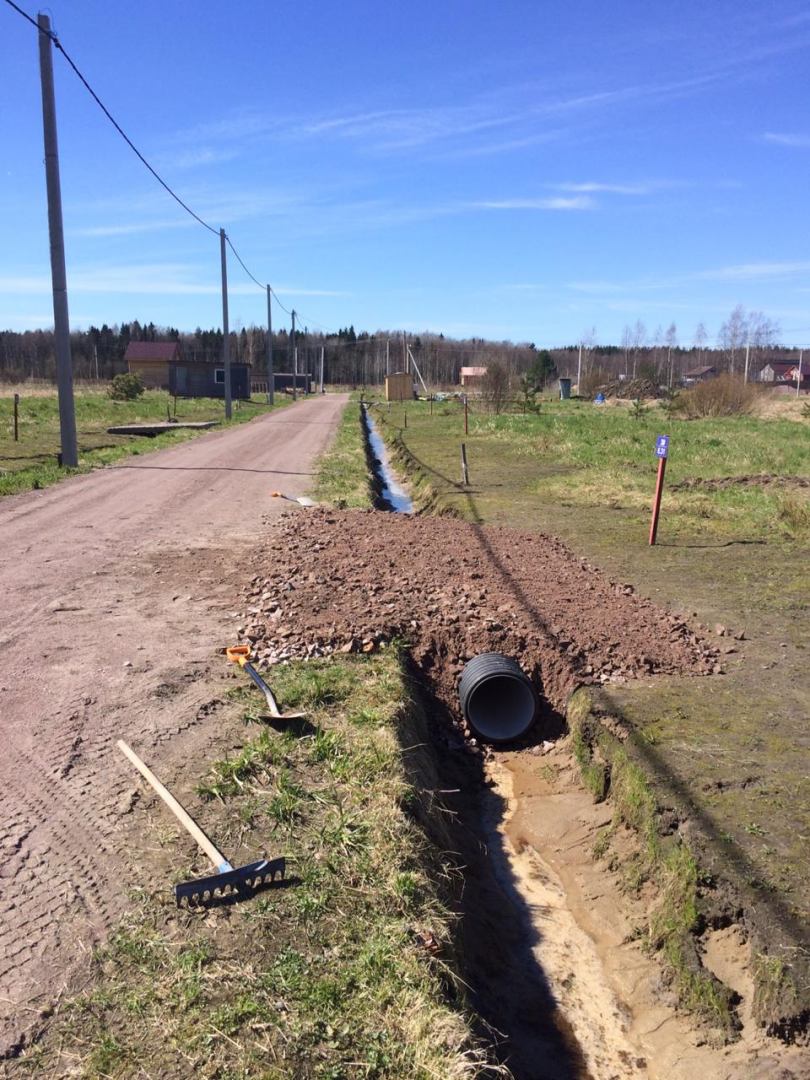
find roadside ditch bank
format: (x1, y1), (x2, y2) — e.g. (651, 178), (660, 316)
(353, 402), (810, 1065)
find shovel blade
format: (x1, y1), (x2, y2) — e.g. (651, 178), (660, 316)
(175, 856), (285, 906)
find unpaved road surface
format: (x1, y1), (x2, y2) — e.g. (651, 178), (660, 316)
(0, 394), (347, 1059)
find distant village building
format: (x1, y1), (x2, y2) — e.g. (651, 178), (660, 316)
(125, 341), (182, 389)
(460, 366), (487, 388)
(683, 365), (717, 384)
(125, 341), (251, 399)
(385, 371), (415, 402)
(759, 360), (802, 383)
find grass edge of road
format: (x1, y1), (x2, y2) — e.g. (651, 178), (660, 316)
(372, 399), (809, 1042)
(0, 392), (293, 499)
(18, 652), (498, 1079)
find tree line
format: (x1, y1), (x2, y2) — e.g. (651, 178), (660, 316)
(0, 306), (798, 388)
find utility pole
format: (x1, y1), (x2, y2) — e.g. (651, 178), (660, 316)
(402, 331), (407, 373)
(386, 337), (390, 375)
(265, 285), (274, 405)
(743, 337), (751, 384)
(37, 14), (77, 467)
(319, 345), (325, 393)
(291, 310), (297, 401)
(576, 342), (582, 395)
(219, 228), (232, 419)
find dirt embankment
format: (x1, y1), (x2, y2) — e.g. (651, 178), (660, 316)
(235, 507), (720, 724)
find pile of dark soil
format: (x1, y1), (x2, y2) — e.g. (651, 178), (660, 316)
(235, 509), (720, 728)
(599, 377), (662, 399)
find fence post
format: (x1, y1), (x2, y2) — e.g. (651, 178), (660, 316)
(14, 393), (19, 441)
(461, 442), (469, 486)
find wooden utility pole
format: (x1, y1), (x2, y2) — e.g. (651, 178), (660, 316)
(265, 286), (274, 405)
(743, 338), (751, 384)
(319, 346), (325, 393)
(291, 310), (297, 400)
(219, 229), (232, 419)
(576, 342), (582, 395)
(402, 331), (407, 373)
(386, 337), (390, 375)
(37, 14), (77, 467)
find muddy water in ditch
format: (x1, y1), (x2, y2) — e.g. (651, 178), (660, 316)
(361, 415), (803, 1080)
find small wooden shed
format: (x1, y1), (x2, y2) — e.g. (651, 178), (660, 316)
(125, 341), (181, 389)
(385, 371), (414, 402)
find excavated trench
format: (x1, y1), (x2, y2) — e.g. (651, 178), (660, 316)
(236, 412), (798, 1077)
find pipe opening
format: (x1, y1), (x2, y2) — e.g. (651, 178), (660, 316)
(460, 655), (538, 743)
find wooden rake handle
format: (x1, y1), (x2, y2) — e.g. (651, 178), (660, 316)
(117, 740), (230, 872)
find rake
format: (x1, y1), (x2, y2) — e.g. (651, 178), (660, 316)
(226, 645), (307, 720)
(117, 739), (285, 905)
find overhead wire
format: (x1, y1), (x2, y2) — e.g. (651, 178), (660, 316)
(4, 0), (341, 333)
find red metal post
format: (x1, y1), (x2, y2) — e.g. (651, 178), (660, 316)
(649, 456), (667, 545)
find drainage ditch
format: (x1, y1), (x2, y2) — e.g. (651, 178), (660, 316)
(360, 402), (590, 1077)
(347, 403), (802, 1079)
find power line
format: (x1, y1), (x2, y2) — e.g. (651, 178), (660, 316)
(225, 236), (265, 292)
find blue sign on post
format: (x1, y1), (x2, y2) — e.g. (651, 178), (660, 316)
(655, 435), (670, 459)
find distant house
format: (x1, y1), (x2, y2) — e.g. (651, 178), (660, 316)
(125, 341), (182, 389)
(125, 340), (251, 399)
(683, 365), (717, 384)
(759, 360), (803, 383)
(460, 366), (487, 387)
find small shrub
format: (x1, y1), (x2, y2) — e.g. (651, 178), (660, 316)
(108, 373), (145, 400)
(673, 375), (760, 418)
(630, 397), (648, 420)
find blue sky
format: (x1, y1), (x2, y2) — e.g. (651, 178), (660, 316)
(2, 0), (810, 346)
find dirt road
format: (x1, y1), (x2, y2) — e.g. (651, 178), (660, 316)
(0, 394), (347, 1059)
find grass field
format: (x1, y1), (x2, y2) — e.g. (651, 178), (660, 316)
(372, 394), (810, 1016)
(21, 651), (491, 1079)
(0, 387), (289, 497)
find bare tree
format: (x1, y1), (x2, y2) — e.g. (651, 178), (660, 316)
(665, 322), (678, 388)
(631, 320), (647, 379)
(718, 305), (747, 375)
(693, 322), (708, 365)
(480, 361), (511, 414)
(621, 325), (633, 378)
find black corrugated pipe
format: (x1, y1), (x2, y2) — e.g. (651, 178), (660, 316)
(458, 653), (538, 743)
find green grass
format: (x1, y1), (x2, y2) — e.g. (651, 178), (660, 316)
(313, 399), (373, 508)
(21, 652), (493, 1079)
(374, 395), (809, 542)
(0, 388), (290, 497)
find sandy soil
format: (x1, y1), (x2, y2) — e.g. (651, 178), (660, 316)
(0, 394), (347, 1059)
(497, 748), (810, 1079)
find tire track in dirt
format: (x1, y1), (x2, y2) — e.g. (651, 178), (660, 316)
(0, 394), (347, 1059)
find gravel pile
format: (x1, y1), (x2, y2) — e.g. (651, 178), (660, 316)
(234, 508), (721, 722)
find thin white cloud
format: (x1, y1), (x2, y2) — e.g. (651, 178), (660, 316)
(554, 181), (654, 195)
(71, 219), (194, 238)
(763, 131), (810, 148)
(697, 260), (810, 281)
(0, 268), (348, 299)
(473, 196), (595, 211)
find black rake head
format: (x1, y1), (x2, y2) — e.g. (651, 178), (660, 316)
(175, 856), (285, 907)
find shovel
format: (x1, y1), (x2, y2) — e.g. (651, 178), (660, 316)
(226, 645), (307, 720)
(117, 740), (285, 905)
